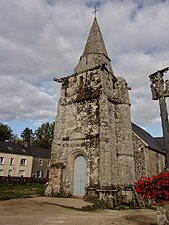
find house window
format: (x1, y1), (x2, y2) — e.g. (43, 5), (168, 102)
(36, 170), (44, 178)
(10, 158), (14, 165)
(8, 170), (12, 176)
(0, 169), (3, 176)
(39, 160), (43, 166)
(36, 170), (42, 178)
(20, 159), (26, 165)
(0, 157), (4, 164)
(47, 170), (50, 178)
(19, 170), (25, 177)
(47, 161), (50, 166)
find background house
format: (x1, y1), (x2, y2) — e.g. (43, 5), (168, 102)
(0, 141), (51, 178)
(0, 141), (33, 177)
(29, 146), (51, 178)
(0, 123), (166, 180)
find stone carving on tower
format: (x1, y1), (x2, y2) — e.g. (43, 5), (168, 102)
(47, 17), (135, 205)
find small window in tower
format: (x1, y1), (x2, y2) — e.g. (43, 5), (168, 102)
(79, 76), (83, 86)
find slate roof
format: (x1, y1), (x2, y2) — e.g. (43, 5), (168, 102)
(74, 17), (113, 74)
(154, 137), (165, 149)
(28, 146), (51, 159)
(0, 141), (51, 159)
(82, 17), (109, 58)
(132, 123), (165, 154)
(0, 124), (165, 157)
(0, 141), (32, 156)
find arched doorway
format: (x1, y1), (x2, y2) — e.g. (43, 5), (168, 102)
(73, 155), (87, 196)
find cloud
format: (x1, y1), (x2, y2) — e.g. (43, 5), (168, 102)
(98, 0), (169, 127)
(0, 0), (168, 136)
(0, 75), (56, 121)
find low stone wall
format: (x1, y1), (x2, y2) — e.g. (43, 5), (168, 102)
(157, 202), (169, 225)
(0, 176), (48, 184)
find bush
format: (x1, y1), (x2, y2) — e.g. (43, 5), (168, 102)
(80, 199), (107, 211)
(134, 170), (169, 205)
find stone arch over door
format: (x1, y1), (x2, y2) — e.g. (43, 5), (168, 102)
(73, 155), (87, 197)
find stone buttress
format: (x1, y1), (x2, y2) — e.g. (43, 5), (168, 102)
(48, 17), (135, 204)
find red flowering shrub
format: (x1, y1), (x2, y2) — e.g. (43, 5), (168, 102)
(134, 170), (169, 204)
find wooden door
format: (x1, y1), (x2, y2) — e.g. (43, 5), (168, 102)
(73, 156), (87, 196)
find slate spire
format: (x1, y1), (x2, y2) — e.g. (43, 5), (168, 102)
(75, 17), (113, 74)
(83, 17), (109, 58)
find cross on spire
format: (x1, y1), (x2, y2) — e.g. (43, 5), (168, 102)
(92, 4), (99, 17)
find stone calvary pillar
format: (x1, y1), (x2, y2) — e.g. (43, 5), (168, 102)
(48, 17), (135, 204)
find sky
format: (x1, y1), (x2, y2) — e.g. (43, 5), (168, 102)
(0, 0), (169, 138)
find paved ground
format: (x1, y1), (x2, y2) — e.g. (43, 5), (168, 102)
(43, 196), (93, 209)
(0, 197), (158, 225)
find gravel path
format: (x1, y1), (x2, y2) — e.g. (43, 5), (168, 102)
(0, 197), (157, 225)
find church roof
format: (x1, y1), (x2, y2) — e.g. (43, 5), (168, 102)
(154, 137), (165, 149)
(82, 17), (109, 59)
(132, 123), (165, 154)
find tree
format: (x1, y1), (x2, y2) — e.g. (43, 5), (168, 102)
(21, 127), (34, 146)
(34, 122), (54, 149)
(0, 123), (14, 141)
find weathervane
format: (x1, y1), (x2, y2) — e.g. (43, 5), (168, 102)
(92, 4), (99, 17)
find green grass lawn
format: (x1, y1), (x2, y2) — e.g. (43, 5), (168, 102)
(0, 182), (45, 201)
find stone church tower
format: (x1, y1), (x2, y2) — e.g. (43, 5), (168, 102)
(48, 17), (135, 202)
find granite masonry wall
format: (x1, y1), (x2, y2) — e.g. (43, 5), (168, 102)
(49, 64), (135, 199)
(133, 133), (165, 180)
